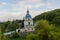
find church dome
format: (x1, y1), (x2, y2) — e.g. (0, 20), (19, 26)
(25, 9), (31, 18)
(25, 13), (31, 18)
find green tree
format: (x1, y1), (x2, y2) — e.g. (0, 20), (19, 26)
(26, 20), (60, 40)
(33, 9), (60, 26)
(35, 20), (60, 40)
(0, 26), (4, 40)
(26, 33), (38, 40)
(12, 32), (19, 38)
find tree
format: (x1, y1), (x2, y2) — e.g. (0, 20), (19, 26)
(12, 32), (19, 38)
(26, 20), (60, 40)
(26, 33), (38, 40)
(33, 9), (60, 26)
(0, 26), (4, 40)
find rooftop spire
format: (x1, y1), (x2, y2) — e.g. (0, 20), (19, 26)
(25, 7), (31, 18)
(27, 7), (29, 14)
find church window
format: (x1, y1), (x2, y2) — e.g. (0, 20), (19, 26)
(28, 22), (30, 25)
(18, 30), (20, 32)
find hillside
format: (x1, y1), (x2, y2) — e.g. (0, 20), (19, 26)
(33, 9), (60, 26)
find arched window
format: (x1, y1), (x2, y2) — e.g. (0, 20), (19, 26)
(28, 22), (30, 25)
(18, 30), (20, 32)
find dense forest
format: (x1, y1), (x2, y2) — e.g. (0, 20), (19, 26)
(0, 9), (60, 40)
(33, 9), (60, 26)
(0, 20), (24, 33)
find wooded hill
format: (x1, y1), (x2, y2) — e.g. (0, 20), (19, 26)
(33, 9), (60, 26)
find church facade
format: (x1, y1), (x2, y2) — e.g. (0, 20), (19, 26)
(16, 9), (34, 33)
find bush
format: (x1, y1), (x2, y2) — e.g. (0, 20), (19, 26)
(12, 32), (19, 38)
(26, 20), (60, 40)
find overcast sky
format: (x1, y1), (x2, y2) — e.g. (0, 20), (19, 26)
(0, 0), (60, 22)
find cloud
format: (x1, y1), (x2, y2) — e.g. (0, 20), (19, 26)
(47, 2), (52, 8)
(0, 0), (57, 22)
(0, 11), (25, 22)
(0, 2), (7, 6)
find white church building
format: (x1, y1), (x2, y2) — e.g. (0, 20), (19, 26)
(3, 9), (35, 36)
(16, 9), (34, 33)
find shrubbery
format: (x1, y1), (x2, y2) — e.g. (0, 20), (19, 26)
(12, 32), (19, 38)
(26, 20), (60, 40)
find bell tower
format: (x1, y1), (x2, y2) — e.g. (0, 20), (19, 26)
(16, 8), (34, 33)
(24, 8), (34, 32)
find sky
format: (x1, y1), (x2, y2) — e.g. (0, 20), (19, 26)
(0, 0), (60, 22)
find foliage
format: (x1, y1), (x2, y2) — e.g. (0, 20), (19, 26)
(12, 32), (19, 38)
(26, 33), (38, 40)
(5, 20), (19, 32)
(0, 26), (2, 40)
(33, 9), (60, 26)
(0, 20), (21, 33)
(26, 20), (60, 40)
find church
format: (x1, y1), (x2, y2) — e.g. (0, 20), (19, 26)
(16, 8), (34, 33)
(3, 8), (35, 36)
